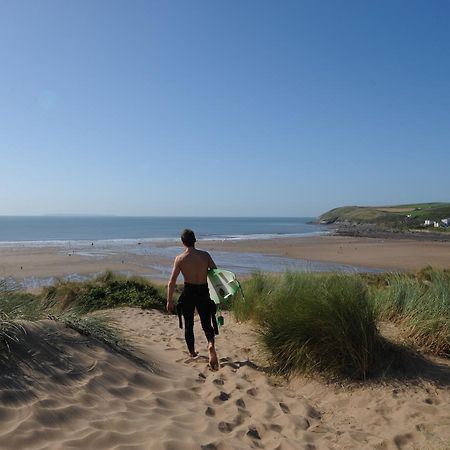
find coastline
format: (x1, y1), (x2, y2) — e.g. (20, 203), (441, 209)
(331, 223), (450, 241)
(200, 235), (450, 271)
(1, 234), (449, 288)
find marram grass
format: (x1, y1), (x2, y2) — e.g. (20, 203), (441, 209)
(235, 272), (382, 379)
(42, 271), (166, 313)
(0, 272), (167, 366)
(372, 268), (450, 356)
(235, 268), (450, 380)
(0, 279), (27, 358)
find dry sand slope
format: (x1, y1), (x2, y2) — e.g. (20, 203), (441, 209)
(1, 308), (449, 450)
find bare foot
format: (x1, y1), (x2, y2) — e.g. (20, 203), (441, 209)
(208, 343), (219, 371)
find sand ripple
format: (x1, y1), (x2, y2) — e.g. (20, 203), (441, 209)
(0, 309), (449, 449)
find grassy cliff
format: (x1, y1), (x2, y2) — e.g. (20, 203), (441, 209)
(318, 202), (450, 228)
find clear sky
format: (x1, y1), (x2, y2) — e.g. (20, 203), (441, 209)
(1, 0), (449, 217)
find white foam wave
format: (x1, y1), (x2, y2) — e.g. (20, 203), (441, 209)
(0, 230), (330, 248)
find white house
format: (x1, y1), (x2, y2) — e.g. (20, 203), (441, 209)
(434, 221), (440, 228)
(424, 219), (432, 226)
(441, 218), (450, 226)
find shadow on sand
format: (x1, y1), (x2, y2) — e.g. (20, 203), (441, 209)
(0, 320), (164, 406)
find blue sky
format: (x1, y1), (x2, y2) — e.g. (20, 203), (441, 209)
(1, 0), (449, 216)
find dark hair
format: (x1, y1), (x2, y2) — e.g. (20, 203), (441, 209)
(181, 229), (196, 247)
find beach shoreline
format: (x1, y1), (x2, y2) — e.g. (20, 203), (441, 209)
(200, 235), (450, 271)
(331, 223), (450, 241)
(1, 234), (449, 288)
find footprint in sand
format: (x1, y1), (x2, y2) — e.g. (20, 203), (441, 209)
(306, 405), (321, 419)
(246, 387), (258, 397)
(424, 396), (440, 405)
(200, 445), (217, 450)
(246, 426), (261, 440)
(279, 402), (290, 414)
(196, 373), (207, 384)
(213, 392), (230, 404)
(393, 433), (414, 448)
(218, 421), (235, 433)
(270, 423), (282, 433)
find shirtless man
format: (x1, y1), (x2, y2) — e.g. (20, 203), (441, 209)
(167, 229), (219, 370)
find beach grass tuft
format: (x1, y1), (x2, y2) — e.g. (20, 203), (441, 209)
(235, 272), (382, 379)
(1, 274), (164, 372)
(43, 271), (166, 313)
(372, 268), (450, 356)
(0, 279), (26, 358)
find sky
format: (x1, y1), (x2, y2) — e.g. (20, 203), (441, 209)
(0, 0), (449, 217)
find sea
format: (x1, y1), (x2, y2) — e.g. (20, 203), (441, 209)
(0, 216), (379, 288)
(0, 216), (323, 243)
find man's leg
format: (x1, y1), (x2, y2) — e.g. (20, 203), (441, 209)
(196, 299), (218, 369)
(182, 300), (196, 356)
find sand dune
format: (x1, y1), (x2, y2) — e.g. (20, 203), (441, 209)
(1, 308), (449, 449)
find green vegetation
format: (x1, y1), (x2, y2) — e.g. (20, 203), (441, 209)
(235, 272), (382, 379)
(2, 268), (449, 382)
(234, 268), (450, 380)
(0, 279), (33, 358)
(42, 271), (166, 314)
(0, 271), (167, 366)
(372, 267), (450, 356)
(318, 202), (450, 229)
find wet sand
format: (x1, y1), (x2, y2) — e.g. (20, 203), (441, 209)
(200, 235), (450, 271)
(0, 235), (449, 286)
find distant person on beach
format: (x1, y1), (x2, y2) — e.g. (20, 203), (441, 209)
(167, 229), (219, 370)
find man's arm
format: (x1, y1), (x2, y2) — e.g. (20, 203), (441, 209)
(207, 252), (217, 270)
(167, 257), (181, 313)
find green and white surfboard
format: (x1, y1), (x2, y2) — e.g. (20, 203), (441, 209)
(207, 268), (241, 305)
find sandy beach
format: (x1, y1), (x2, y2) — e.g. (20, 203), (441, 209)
(1, 235), (450, 448)
(201, 235), (450, 271)
(1, 236), (449, 287)
(2, 307), (449, 449)
(0, 236), (449, 449)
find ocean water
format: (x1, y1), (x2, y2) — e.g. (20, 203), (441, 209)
(0, 216), (325, 243)
(0, 216), (381, 288)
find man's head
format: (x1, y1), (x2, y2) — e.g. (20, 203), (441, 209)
(181, 229), (196, 247)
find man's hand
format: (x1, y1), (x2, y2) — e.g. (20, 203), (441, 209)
(166, 300), (174, 314)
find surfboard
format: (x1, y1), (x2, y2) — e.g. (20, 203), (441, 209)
(207, 268), (241, 305)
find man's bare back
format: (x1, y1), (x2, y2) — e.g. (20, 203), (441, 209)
(176, 248), (216, 284)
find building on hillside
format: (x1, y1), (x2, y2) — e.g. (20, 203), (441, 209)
(424, 219), (432, 226)
(441, 218), (450, 227)
(433, 221), (440, 228)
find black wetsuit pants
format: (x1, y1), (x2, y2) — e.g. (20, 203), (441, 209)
(179, 283), (216, 354)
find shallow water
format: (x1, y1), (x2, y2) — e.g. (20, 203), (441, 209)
(15, 240), (383, 290)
